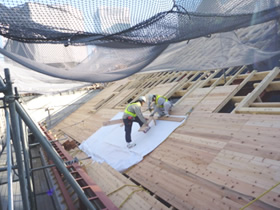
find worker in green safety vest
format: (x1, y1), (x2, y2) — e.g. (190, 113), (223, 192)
(123, 96), (149, 149)
(148, 94), (173, 117)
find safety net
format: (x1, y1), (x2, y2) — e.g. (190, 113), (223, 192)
(0, 0), (280, 93)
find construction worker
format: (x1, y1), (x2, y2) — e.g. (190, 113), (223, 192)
(123, 96), (149, 149)
(148, 94), (172, 117)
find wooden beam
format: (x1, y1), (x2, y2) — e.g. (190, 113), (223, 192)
(213, 70), (257, 113)
(103, 114), (186, 128)
(233, 67), (280, 112)
(250, 102), (280, 107)
(231, 96), (245, 103)
(253, 81), (280, 91)
(165, 71), (199, 98)
(138, 115), (185, 132)
(156, 116), (185, 122)
(234, 102), (280, 108)
(198, 69), (221, 88)
(175, 72), (209, 105)
(138, 116), (155, 132)
(225, 66), (247, 85)
(103, 119), (123, 126)
(211, 67), (234, 87)
(237, 70), (280, 81)
(235, 107), (280, 115)
(237, 71), (269, 81)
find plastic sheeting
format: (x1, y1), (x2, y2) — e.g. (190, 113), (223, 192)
(142, 20), (280, 72)
(79, 112), (186, 172)
(1, 19), (279, 86)
(0, 62), (91, 94)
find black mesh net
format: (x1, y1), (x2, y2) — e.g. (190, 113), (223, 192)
(0, 0), (279, 45)
(0, 0), (280, 92)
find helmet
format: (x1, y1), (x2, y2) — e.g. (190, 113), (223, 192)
(138, 96), (146, 103)
(148, 94), (156, 102)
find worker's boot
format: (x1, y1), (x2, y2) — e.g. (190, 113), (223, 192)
(127, 142), (136, 149)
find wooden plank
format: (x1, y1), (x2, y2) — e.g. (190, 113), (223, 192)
(103, 119), (123, 126)
(138, 117), (155, 132)
(197, 69), (221, 88)
(249, 102), (280, 108)
(210, 67), (234, 87)
(85, 162), (169, 210)
(174, 72), (206, 105)
(194, 86), (236, 113)
(253, 80), (280, 91)
(235, 107), (280, 115)
(234, 102), (280, 108)
(138, 115), (185, 132)
(225, 66), (247, 85)
(165, 71), (196, 98)
(232, 96), (245, 103)
(156, 116), (185, 122)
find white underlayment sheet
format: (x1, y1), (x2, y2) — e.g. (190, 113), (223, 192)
(79, 112), (186, 172)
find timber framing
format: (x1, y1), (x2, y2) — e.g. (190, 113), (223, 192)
(51, 65), (280, 209)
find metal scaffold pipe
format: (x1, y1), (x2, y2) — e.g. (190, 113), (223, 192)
(14, 101), (96, 210)
(4, 68), (30, 210)
(5, 107), (13, 210)
(15, 100), (96, 210)
(2, 68), (96, 210)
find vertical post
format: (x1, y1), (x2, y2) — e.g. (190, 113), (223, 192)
(5, 107), (13, 210)
(223, 69), (227, 84)
(4, 68), (30, 210)
(15, 87), (36, 210)
(47, 108), (52, 129)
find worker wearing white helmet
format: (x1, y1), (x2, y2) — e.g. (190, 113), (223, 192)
(122, 96), (149, 148)
(148, 94), (172, 117)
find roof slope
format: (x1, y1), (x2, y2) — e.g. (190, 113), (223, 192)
(52, 66), (280, 209)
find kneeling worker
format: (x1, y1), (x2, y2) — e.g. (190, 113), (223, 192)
(148, 94), (172, 117)
(123, 96), (149, 149)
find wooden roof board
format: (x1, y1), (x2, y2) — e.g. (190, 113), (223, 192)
(171, 85), (237, 115)
(85, 162), (170, 210)
(51, 69), (280, 209)
(55, 108), (120, 143)
(193, 86), (238, 113)
(105, 88), (134, 108)
(146, 83), (175, 97)
(126, 112), (280, 209)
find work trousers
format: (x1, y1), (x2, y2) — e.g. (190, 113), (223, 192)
(123, 116), (143, 143)
(154, 101), (173, 116)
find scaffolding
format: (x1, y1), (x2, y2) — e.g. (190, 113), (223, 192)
(0, 68), (118, 210)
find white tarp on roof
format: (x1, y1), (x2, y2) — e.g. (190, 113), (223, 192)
(79, 112), (186, 172)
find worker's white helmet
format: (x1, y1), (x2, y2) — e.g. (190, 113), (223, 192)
(139, 96), (146, 103)
(148, 94), (155, 102)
